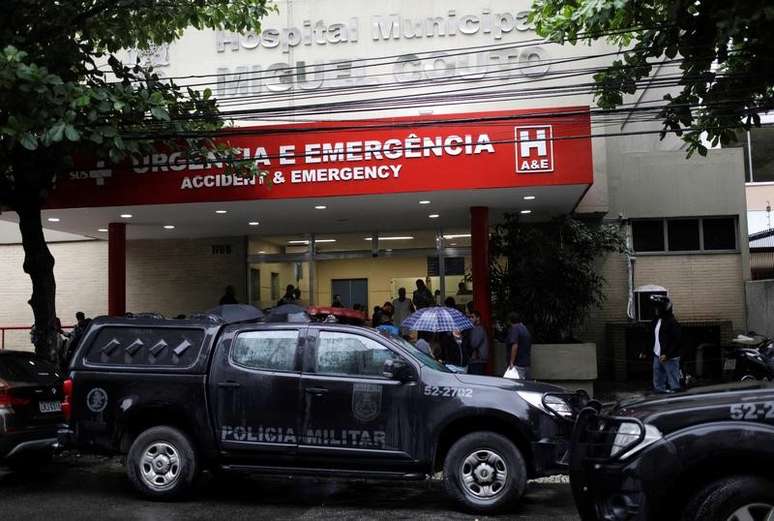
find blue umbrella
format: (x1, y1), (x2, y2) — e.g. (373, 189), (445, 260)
(402, 306), (474, 332)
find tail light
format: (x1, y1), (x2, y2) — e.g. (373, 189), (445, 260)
(0, 379), (32, 409)
(62, 378), (73, 421)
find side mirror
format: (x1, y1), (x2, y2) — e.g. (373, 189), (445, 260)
(383, 358), (413, 382)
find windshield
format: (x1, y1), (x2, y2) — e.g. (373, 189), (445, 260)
(385, 335), (451, 373)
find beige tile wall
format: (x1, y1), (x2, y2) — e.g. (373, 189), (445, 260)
(0, 240), (108, 349)
(126, 236), (246, 317)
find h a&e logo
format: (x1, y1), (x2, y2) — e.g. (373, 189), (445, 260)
(515, 125), (554, 173)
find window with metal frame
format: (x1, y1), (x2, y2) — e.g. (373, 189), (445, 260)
(315, 331), (399, 377)
(631, 217), (737, 253)
(231, 330), (299, 372)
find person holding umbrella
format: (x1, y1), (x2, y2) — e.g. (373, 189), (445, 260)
(401, 306), (473, 373)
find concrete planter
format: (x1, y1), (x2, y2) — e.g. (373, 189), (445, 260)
(492, 341), (598, 396)
(532, 343), (597, 396)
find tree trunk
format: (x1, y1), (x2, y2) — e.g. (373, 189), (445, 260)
(17, 202), (58, 362)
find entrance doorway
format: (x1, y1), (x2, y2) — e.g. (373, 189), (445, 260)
(331, 278), (368, 310)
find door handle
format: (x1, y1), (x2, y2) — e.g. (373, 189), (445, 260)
(218, 381), (241, 389)
(305, 386), (329, 396)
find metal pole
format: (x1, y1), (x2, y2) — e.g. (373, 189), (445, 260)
(108, 222), (126, 316)
(307, 233), (316, 306)
(437, 229), (446, 303)
(747, 130), (754, 182)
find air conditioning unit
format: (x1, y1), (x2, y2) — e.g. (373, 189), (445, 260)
(634, 285), (668, 322)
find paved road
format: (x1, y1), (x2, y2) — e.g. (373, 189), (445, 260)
(0, 455), (580, 521)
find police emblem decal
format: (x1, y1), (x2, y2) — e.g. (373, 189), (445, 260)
(86, 387), (108, 413)
(352, 383), (382, 423)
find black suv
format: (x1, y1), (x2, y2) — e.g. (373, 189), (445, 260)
(1, 351), (64, 469)
(570, 382), (774, 521)
(64, 314), (585, 513)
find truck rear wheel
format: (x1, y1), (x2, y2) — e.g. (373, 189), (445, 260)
(443, 431), (527, 514)
(686, 476), (774, 521)
(127, 426), (198, 500)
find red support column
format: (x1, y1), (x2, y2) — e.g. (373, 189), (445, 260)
(471, 207), (493, 374)
(108, 222), (126, 316)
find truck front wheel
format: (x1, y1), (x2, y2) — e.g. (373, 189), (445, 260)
(686, 476), (774, 521)
(443, 431), (527, 514)
(127, 426), (198, 500)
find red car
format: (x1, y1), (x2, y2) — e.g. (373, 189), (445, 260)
(306, 306), (368, 326)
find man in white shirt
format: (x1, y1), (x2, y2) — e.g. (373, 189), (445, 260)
(392, 287), (414, 328)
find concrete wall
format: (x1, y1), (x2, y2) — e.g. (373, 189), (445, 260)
(746, 280), (774, 338)
(579, 148), (749, 378)
(126, 236), (246, 317)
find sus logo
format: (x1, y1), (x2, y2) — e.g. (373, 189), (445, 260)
(352, 383), (382, 423)
(515, 125), (554, 173)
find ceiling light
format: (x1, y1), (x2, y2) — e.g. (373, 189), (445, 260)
(215, 210), (227, 214)
(163, 225), (175, 230)
(258, 250), (266, 254)
(523, 195), (536, 200)
(287, 239), (337, 245)
(443, 234), (471, 239)
(429, 214), (440, 219)
(419, 200), (431, 205)
(520, 210), (532, 215)
(364, 236), (414, 241)
(248, 221), (260, 226)
(120, 214), (132, 219)
(98, 228), (108, 233)
(47, 217), (60, 222)
(450, 242), (458, 246)
(314, 205), (327, 210)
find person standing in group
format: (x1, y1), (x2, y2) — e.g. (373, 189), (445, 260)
(376, 314), (400, 337)
(331, 294), (344, 308)
(464, 310), (489, 375)
(412, 279), (434, 309)
(506, 312), (532, 380)
(293, 287), (304, 306)
(62, 311), (91, 369)
(219, 285), (238, 305)
(650, 295), (682, 393)
(392, 287), (415, 327)
(278, 284), (295, 306)
(414, 332), (432, 356)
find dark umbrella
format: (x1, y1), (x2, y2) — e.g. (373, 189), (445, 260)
(205, 304), (264, 324)
(265, 304), (311, 323)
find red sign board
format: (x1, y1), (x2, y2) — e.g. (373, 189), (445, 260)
(47, 106), (592, 209)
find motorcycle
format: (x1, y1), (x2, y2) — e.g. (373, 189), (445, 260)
(722, 333), (774, 382)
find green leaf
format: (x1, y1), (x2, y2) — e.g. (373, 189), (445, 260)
(47, 121), (66, 142)
(19, 132), (38, 150)
(151, 106), (170, 121)
(64, 125), (80, 142)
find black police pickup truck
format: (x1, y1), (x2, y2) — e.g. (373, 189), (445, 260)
(570, 382), (774, 521)
(63, 313), (583, 513)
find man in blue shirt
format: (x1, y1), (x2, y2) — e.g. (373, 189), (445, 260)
(505, 312), (532, 380)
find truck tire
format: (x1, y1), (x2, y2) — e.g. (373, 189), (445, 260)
(127, 426), (198, 500)
(686, 476), (774, 521)
(443, 431), (527, 514)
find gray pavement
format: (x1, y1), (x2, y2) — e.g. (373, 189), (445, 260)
(0, 455), (580, 521)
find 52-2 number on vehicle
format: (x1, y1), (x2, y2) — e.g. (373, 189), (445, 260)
(729, 402), (774, 421)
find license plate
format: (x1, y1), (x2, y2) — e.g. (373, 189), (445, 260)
(39, 400), (62, 413)
(724, 359), (737, 371)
